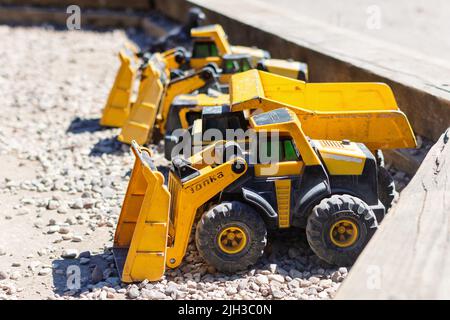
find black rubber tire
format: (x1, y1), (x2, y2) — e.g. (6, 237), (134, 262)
(195, 201), (267, 273)
(377, 166), (397, 213)
(306, 194), (378, 266)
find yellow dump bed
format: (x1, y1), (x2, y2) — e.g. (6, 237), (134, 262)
(230, 70), (416, 150)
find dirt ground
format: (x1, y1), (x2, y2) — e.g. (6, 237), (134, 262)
(0, 25), (131, 299)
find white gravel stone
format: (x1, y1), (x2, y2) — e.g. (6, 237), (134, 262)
(268, 274), (285, 283)
(58, 227), (70, 234)
(70, 199), (84, 210)
(319, 279), (333, 289)
(127, 286), (140, 299)
(309, 276), (320, 285)
(38, 268), (52, 276)
(61, 249), (78, 259)
(47, 226), (59, 234)
(47, 199), (60, 210)
(338, 267), (348, 275)
(71, 235), (83, 242)
(28, 261), (41, 271)
(255, 275), (269, 285)
(17, 208), (30, 216)
(0, 271), (9, 280)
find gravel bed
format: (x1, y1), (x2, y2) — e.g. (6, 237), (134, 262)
(0, 25), (417, 300)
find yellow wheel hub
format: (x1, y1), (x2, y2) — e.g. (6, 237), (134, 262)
(218, 226), (247, 254)
(329, 219), (359, 248)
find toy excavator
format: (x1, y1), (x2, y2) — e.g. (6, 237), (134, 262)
(112, 105), (416, 282)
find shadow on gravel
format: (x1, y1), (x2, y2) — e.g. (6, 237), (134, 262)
(89, 137), (128, 157)
(67, 117), (106, 134)
(50, 230), (335, 298)
(52, 251), (120, 297)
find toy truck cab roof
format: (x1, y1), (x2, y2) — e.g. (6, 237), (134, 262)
(191, 24), (232, 56)
(249, 108), (321, 166)
(190, 24), (270, 69)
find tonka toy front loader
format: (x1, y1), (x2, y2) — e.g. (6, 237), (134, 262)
(117, 64), (219, 145)
(229, 70), (417, 151)
(114, 106), (416, 282)
(100, 46), (188, 128)
(113, 141), (247, 282)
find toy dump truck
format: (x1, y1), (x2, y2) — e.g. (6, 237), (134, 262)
(164, 70), (416, 159)
(112, 107), (416, 283)
(163, 70), (415, 211)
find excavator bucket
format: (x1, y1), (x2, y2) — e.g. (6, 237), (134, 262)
(113, 141), (171, 282)
(230, 70), (417, 151)
(118, 56), (169, 145)
(100, 46), (139, 127)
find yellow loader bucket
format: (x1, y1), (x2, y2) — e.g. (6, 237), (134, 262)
(118, 59), (168, 145)
(100, 46), (139, 127)
(113, 141), (171, 282)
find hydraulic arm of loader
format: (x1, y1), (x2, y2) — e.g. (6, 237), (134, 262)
(100, 47), (187, 128)
(230, 70), (416, 150)
(113, 141), (247, 282)
(118, 66), (218, 145)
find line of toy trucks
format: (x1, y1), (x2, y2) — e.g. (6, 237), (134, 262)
(98, 23), (416, 282)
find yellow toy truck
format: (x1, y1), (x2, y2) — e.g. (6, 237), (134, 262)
(112, 106), (416, 282)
